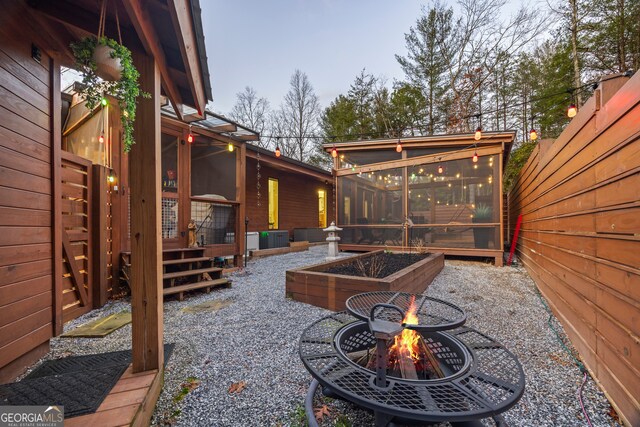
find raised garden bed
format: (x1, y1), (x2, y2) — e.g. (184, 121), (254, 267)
(285, 250), (444, 311)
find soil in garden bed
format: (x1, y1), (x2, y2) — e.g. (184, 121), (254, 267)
(324, 253), (429, 279)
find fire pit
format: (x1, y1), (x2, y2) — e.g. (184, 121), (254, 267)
(299, 291), (525, 426)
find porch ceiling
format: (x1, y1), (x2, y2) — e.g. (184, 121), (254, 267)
(27, 0), (211, 118)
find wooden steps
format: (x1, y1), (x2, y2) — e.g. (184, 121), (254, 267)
(163, 256), (209, 266)
(120, 248), (231, 300)
(163, 266), (222, 280)
(162, 279), (230, 296)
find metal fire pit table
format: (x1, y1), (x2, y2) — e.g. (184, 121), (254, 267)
(299, 291), (525, 427)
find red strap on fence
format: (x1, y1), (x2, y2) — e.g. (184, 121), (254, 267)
(507, 214), (523, 266)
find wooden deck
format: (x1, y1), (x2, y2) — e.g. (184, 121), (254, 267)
(65, 365), (162, 427)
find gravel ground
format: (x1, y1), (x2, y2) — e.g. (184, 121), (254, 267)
(32, 246), (620, 427)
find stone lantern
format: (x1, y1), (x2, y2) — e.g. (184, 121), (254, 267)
(323, 221), (342, 260)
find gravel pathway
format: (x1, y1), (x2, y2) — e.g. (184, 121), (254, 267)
(33, 246), (620, 427)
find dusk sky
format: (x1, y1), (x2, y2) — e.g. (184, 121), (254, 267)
(200, 0), (426, 115)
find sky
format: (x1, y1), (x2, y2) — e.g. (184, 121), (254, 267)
(200, 0), (426, 115)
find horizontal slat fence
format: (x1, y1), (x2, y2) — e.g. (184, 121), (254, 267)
(508, 73), (640, 426)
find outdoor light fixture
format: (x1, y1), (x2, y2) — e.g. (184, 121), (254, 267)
(474, 126), (482, 141)
(107, 169), (116, 184)
(331, 145), (338, 158)
(187, 125), (194, 143)
(567, 104), (577, 118)
(228, 142), (234, 152)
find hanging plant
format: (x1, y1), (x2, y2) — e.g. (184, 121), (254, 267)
(71, 36), (149, 152)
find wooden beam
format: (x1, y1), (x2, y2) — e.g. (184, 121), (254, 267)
(235, 142), (246, 267)
(51, 55), (63, 336)
(324, 132), (516, 151)
(129, 50), (163, 373)
(92, 165), (108, 307)
(336, 146), (502, 176)
(168, 0), (207, 115)
(122, 0), (183, 120)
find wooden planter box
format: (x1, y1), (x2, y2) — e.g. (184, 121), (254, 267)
(286, 251), (444, 311)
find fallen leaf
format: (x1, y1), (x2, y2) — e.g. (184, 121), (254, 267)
(228, 381), (247, 394)
(314, 404), (330, 422)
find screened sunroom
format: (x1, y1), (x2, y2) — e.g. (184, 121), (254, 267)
(324, 132), (515, 265)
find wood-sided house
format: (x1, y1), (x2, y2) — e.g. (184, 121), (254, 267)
(245, 145), (335, 242)
(1, 0), (214, 422)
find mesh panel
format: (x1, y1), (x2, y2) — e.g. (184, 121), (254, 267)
(191, 200), (236, 245)
(161, 197), (178, 239)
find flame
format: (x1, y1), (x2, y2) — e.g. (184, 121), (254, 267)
(390, 296), (421, 361)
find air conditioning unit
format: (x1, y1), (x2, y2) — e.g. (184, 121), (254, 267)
(246, 232), (259, 252)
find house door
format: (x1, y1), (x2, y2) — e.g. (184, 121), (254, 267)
(60, 151), (93, 322)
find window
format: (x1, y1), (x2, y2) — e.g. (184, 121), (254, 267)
(318, 190), (327, 228)
(268, 178), (278, 229)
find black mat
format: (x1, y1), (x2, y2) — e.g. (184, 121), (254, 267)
(0, 364), (128, 418)
(26, 343), (175, 379)
(0, 343), (175, 419)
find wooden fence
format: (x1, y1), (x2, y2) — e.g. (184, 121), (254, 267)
(508, 72), (640, 426)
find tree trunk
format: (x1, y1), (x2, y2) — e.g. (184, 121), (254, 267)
(570, 0), (582, 105)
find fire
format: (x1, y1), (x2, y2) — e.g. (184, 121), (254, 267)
(390, 296), (421, 361)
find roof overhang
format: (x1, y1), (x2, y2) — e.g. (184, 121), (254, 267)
(323, 131), (516, 171)
(246, 145), (332, 181)
(28, 0), (211, 119)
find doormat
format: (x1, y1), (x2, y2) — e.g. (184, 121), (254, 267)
(0, 344), (175, 419)
(61, 311), (132, 338)
(0, 364), (128, 418)
(26, 343), (175, 379)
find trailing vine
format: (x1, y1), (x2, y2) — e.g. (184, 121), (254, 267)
(70, 36), (149, 152)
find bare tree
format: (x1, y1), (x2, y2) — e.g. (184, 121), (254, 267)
(228, 86), (270, 148)
(437, 0), (546, 130)
(277, 70), (321, 162)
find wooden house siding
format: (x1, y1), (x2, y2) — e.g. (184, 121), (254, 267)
(508, 73), (640, 426)
(0, 3), (57, 380)
(245, 157), (334, 237)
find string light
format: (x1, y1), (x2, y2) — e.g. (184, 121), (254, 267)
(187, 125), (194, 143)
(472, 151), (478, 163)
(228, 142), (234, 152)
(438, 164), (443, 174)
(331, 145), (338, 158)
(99, 133), (104, 144)
(101, 97), (108, 106)
(107, 169), (116, 184)
(396, 134), (402, 153)
(474, 126), (482, 141)
(275, 137), (281, 157)
(567, 104), (577, 118)
(530, 128), (538, 140)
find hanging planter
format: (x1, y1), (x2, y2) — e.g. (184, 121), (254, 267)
(92, 43), (122, 81)
(71, 36), (148, 152)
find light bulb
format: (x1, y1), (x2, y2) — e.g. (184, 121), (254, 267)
(331, 147), (338, 158)
(99, 134), (104, 144)
(472, 152), (478, 163)
(396, 142), (402, 153)
(228, 143), (234, 152)
(567, 104), (577, 118)
(275, 147), (281, 157)
(530, 128), (538, 140)
(438, 165), (443, 174)
(474, 126), (482, 141)
(187, 133), (194, 143)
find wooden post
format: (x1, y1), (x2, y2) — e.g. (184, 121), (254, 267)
(51, 56), (63, 336)
(130, 51), (163, 373)
(92, 165), (108, 307)
(235, 143), (246, 267)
